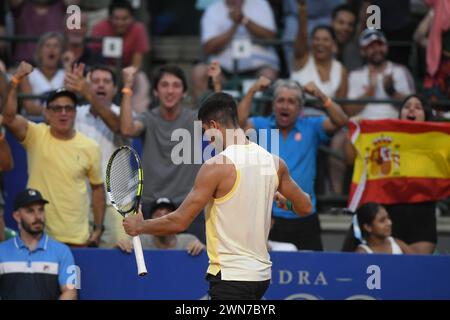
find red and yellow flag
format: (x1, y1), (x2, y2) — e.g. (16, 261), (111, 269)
(348, 119), (450, 211)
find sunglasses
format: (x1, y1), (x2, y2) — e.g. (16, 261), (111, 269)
(47, 105), (76, 113)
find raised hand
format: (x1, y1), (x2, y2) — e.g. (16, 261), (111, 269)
(122, 66), (138, 89)
(251, 76), (271, 92)
(207, 60), (222, 81)
(14, 61), (34, 81)
(303, 81), (326, 101)
(62, 50), (76, 71)
(64, 63), (87, 96)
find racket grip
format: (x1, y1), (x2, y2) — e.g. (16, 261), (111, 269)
(132, 236), (148, 276)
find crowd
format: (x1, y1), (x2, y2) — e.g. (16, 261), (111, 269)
(0, 0), (449, 300)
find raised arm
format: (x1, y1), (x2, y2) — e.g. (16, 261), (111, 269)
(119, 66), (145, 137)
(207, 60), (223, 93)
(237, 76), (271, 130)
(123, 160), (222, 237)
(275, 156), (312, 216)
(2, 61), (33, 142)
(303, 81), (348, 133)
(65, 63), (120, 133)
(293, 0), (309, 70)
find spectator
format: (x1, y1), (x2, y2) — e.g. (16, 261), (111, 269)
(76, 0), (111, 35)
(64, 11), (104, 67)
(20, 32), (68, 116)
(346, 29), (415, 119)
(238, 78), (348, 250)
(10, 0), (70, 64)
(341, 202), (413, 254)
(415, 1), (450, 101)
(120, 65), (205, 243)
(331, 4), (363, 72)
(345, 95), (438, 254)
(0, 114), (14, 243)
(0, 188), (77, 299)
(65, 63), (129, 248)
(90, 0), (150, 69)
(116, 197), (205, 256)
(291, 1), (348, 103)
(2, 61), (105, 247)
(281, 0), (345, 73)
(192, 0), (280, 103)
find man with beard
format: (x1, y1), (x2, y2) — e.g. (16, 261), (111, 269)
(0, 188), (77, 300)
(347, 29), (415, 119)
(2, 61), (105, 247)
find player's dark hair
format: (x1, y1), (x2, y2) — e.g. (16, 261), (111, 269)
(152, 64), (188, 93)
(109, 0), (134, 16)
(88, 65), (117, 86)
(341, 202), (383, 252)
(198, 92), (239, 127)
(399, 94), (433, 122)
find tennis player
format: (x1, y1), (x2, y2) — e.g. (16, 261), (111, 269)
(123, 92), (312, 300)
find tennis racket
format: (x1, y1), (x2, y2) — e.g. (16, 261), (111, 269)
(106, 146), (147, 276)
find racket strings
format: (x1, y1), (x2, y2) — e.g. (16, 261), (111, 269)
(109, 150), (140, 214)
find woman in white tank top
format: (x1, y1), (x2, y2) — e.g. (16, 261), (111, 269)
(19, 32), (67, 116)
(290, 3), (347, 99)
(342, 202), (414, 254)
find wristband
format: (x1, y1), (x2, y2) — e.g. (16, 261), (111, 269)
(11, 76), (21, 86)
(286, 200), (293, 211)
(323, 97), (333, 108)
(93, 224), (105, 232)
(122, 87), (133, 96)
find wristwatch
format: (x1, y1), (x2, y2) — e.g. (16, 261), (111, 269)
(93, 224), (105, 232)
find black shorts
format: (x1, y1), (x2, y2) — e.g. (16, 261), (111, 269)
(206, 272), (270, 300)
(269, 214), (323, 251)
(384, 202), (437, 244)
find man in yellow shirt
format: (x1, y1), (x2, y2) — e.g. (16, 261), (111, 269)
(2, 61), (105, 247)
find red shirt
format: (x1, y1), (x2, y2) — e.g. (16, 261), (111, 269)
(90, 20), (150, 67)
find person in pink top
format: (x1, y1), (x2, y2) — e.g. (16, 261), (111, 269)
(90, 0), (150, 69)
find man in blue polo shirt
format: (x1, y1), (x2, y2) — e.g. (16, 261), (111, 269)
(0, 189), (77, 299)
(238, 78), (348, 250)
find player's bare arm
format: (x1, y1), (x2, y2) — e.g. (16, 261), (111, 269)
(123, 156), (227, 236)
(275, 156), (313, 216)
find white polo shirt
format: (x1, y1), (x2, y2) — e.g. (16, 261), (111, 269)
(348, 61), (415, 119)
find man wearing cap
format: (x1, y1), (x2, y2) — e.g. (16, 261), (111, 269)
(116, 197), (205, 256)
(0, 188), (77, 299)
(346, 29), (415, 119)
(2, 61), (105, 247)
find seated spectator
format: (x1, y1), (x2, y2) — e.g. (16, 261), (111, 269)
(10, 0), (69, 64)
(192, 0), (280, 104)
(342, 202), (413, 254)
(3, 62), (105, 247)
(291, 1), (348, 101)
(90, 0), (150, 69)
(0, 188), (77, 299)
(116, 198), (205, 256)
(19, 32), (69, 116)
(345, 95), (438, 254)
(346, 29), (415, 119)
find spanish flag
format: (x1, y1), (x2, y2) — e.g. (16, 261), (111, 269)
(348, 119), (450, 211)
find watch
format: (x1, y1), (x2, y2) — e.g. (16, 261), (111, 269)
(93, 224), (105, 232)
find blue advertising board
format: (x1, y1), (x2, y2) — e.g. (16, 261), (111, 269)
(72, 249), (450, 300)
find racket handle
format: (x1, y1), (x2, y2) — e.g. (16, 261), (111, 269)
(132, 236), (148, 276)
